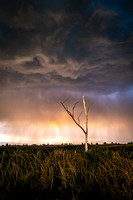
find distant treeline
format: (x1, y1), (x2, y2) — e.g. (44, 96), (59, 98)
(1, 141), (133, 147)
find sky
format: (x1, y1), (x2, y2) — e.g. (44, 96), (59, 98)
(0, 0), (133, 145)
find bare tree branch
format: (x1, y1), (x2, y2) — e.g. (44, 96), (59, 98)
(62, 97), (70, 104)
(72, 101), (79, 117)
(78, 111), (82, 124)
(60, 96), (90, 152)
(83, 96), (87, 116)
(60, 101), (86, 134)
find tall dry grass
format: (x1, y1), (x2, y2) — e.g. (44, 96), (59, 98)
(0, 147), (132, 199)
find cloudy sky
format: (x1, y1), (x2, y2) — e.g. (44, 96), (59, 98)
(0, 0), (133, 144)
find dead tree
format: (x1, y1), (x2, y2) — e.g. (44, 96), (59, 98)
(60, 96), (89, 152)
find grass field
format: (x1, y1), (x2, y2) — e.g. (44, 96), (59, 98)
(0, 144), (133, 200)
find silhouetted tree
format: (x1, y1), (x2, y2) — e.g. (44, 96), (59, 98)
(60, 96), (89, 152)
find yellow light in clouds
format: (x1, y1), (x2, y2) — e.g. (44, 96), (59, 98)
(47, 123), (63, 144)
(0, 133), (8, 142)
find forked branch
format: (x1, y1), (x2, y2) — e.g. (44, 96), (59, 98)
(60, 96), (89, 152)
(78, 111), (82, 124)
(72, 101), (79, 117)
(60, 100), (86, 134)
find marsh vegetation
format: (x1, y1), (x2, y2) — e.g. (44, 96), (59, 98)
(0, 144), (132, 200)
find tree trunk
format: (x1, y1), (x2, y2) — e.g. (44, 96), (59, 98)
(60, 96), (89, 152)
(85, 133), (88, 152)
(83, 96), (89, 152)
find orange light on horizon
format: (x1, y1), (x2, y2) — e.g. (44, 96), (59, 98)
(0, 115), (132, 145)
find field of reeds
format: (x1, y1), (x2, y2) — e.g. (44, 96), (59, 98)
(0, 144), (133, 200)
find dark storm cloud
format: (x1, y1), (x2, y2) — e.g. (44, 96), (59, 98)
(0, 0), (133, 145)
(0, 0), (133, 94)
(22, 57), (41, 69)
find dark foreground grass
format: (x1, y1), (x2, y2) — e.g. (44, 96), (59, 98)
(0, 145), (132, 200)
